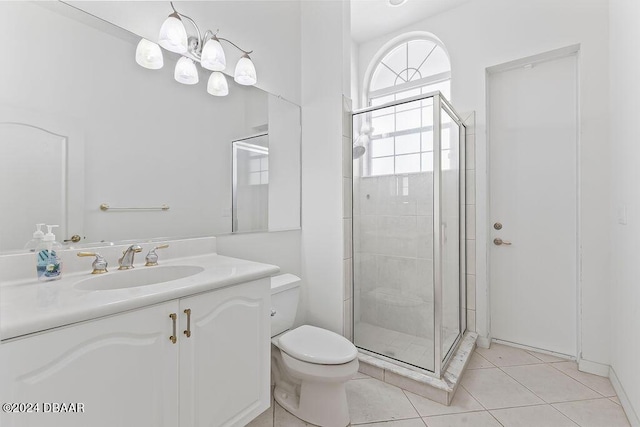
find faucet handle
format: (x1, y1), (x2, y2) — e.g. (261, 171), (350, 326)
(77, 252), (108, 274)
(145, 244), (169, 266)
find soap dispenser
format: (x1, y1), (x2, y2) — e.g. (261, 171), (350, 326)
(36, 225), (63, 281)
(24, 223), (45, 252)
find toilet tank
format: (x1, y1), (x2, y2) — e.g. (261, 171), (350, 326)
(270, 274), (301, 337)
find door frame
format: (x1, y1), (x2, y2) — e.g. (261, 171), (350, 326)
(485, 44), (582, 360)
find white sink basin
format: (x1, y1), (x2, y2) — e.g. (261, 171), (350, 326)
(75, 265), (204, 291)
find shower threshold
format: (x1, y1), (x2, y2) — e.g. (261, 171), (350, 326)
(357, 331), (478, 405)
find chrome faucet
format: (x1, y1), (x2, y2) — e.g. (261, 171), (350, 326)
(145, 244), (169, 266)
(118, 245), (142, 270)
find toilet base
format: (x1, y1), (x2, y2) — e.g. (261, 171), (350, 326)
(271, 343), (357, 427)
(274, 381), (350, 427)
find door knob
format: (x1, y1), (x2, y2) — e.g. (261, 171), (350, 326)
(493, 238), (512, 246)
(64, 234), (82, 243)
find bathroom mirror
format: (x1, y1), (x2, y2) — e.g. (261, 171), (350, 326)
(233, 134), (270, 233)
(0, 1), (301, 253)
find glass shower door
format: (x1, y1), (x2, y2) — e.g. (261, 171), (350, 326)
(352, 92), (466, 376)
(352, 95), (436, 372)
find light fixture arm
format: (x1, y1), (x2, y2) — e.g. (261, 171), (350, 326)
(217, 36), (253, 56)
(168, 2), (253, 58)
(169, 1), (203, 57)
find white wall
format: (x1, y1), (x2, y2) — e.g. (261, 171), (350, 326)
(609, 0), (640, 422)
(355, 0), (611, 367)
(301, 0), (350, 333)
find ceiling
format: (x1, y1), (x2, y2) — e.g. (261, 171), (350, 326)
(351, 0), (471, 44)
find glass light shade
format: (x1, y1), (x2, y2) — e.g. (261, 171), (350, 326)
(207, 72), (229, 96)
(174, 57), (199, 85)
(234, 56), (257, 86)
(158, 15), (188, 54)
(201, 39), (226, 71)
(135, 39), (164, 70)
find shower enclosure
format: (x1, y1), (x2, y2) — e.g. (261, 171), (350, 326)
(352, 92), (466, 378)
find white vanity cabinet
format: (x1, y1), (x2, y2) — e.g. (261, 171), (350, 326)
(0, 300), (180, 427)
(0, 278), (270, 427)
(179, 279), (271, 426)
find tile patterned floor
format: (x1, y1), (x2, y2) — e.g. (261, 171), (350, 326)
(248, 343), (631, 427)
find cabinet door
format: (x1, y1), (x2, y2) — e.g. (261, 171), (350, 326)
(179, 279), (270, 427)
(0, 301), (179, 427)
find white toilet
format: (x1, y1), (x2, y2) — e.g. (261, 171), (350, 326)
(270, 274), (359, 427)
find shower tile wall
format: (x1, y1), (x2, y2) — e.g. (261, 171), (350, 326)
(462, 112), (476, 332)
(354, 173), (435, 340)
(343, 95), (354, 341)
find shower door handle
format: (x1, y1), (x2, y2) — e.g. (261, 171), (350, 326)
(493, 238), (512, 246)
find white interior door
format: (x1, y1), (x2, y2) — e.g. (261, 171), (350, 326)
(488, 51), (578, 357)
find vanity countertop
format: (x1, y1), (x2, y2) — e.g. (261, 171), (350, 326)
(0, 252), (279, 341)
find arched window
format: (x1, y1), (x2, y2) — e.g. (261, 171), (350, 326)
(360, 35), (451, 176)
(367, 37), (451, 106)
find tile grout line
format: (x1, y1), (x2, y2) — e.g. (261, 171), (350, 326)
(486, 409), (507, 427)
(497, 361), (614, 407)
(466, 348), (625, 426)
(460, 383), (490, 411)
(546, 360), (614, 398)
(468, 350), (496, 369)
(488, 404), (580, 427)
(496, 362), (560, 405)
(546, 402), (583, 427)
(481, 345), (616, 398)
(399, 388), (428, 425)
(466, 363), (547, 409)
(350, 416), (426, 426)
(465, 358), (582, 425)
(421, 410), (501, 425)
(459, 364), (505, 427)
(466, 355), (598, 412)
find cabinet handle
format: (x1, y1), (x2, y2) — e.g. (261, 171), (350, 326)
(169, 313), (177, 344)
(184, 309), (192, 338)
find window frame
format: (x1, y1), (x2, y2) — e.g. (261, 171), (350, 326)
(363, 36), (452, 178)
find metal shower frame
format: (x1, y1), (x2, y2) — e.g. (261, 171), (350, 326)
(351, 91), (467, 379)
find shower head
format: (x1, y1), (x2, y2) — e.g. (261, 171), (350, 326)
(352, 123), (374, 160)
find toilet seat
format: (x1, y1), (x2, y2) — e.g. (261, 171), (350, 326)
(278, 325), (357, 365)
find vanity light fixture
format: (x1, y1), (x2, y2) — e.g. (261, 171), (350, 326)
(135, 38), (164, 69)
(135, 1), (257, 96)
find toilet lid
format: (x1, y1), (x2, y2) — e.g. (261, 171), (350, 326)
(278, 325), (358, 365)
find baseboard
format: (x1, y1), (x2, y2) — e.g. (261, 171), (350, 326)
(610, 367), (640, 427)
(492, 339), (573, 361)
(477, 336), (491, 349)
(578, 358), (610, 377)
